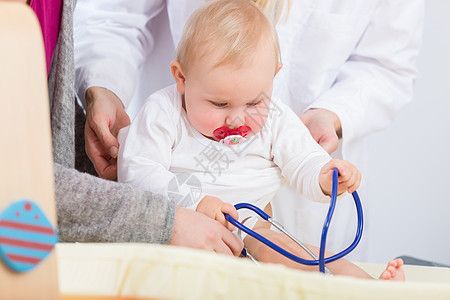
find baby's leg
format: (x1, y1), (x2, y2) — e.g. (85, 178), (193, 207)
(244, 227), (373, 279)
(379, 258), (405, 281)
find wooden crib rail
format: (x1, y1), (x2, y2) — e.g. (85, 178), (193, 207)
(0, 2), (59, 299)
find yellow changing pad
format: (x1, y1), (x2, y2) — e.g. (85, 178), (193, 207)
(57, 243), (450, 300)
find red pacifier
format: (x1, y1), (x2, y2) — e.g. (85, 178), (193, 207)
(213, 126), (251, 145)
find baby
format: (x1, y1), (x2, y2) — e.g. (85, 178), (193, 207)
(118, 0), (404, 280)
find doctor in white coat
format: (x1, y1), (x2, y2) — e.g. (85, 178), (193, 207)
(74, 0), (423, 261)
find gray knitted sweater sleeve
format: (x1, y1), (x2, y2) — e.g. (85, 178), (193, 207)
(49, 0), (175, 244)
(55, 163), (175, 243)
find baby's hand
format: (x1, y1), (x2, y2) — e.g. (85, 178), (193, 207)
(319, 159), (361, 196)
(196, 195), (238, 231)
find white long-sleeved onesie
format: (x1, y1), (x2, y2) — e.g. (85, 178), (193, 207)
(118, 85), (332, 223)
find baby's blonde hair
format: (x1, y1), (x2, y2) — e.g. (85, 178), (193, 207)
(176, 0), (281, 75)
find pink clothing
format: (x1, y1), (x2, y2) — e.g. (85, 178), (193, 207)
(30, 0), (62, 75)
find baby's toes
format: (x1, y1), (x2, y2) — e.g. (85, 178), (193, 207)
(380, 270), (392, 280)
(395, 258), (404, 268)
(387, 265), (397, 276)
(387, 259), (398, 268)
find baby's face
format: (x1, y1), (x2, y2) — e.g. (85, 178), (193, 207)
(182, 44), (279, 142)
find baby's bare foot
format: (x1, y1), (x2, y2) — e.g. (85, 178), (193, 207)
(379, 258), (405, 281)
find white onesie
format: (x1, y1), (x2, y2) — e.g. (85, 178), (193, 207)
(118, 85), (332, 224)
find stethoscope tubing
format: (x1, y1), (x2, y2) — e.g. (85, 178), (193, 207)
(225, 168), (364, 272)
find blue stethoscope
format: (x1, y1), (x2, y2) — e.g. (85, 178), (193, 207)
(225, 168), (363, 274)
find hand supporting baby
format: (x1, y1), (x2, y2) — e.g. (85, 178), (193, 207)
(319, 159), (362, 196)
(196, 195), (239, 232)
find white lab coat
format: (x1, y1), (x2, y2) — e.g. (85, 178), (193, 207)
(74, 0), (424, 261)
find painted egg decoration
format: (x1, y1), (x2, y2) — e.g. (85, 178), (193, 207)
(0, 200), (58, 272)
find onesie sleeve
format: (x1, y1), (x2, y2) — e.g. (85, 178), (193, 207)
(270, 98), (332, 203)
(117, 88), (179, 200)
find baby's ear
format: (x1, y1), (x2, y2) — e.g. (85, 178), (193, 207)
(170, 60), (186, 94)
(275, 62), (283, 77)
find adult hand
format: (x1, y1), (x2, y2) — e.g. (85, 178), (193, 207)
(300, 108), (342, 155)
(169, 207), (244, 256)
(85, 87), (131, 180)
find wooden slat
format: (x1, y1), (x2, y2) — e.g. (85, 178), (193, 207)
(0, 2), (59, 299)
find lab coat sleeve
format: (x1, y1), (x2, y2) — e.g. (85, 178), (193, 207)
(117, 90), (177, 200)
(307, 0), (424, 146)
(73, 0), (164, 108)
(270, 99), (332, 203)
